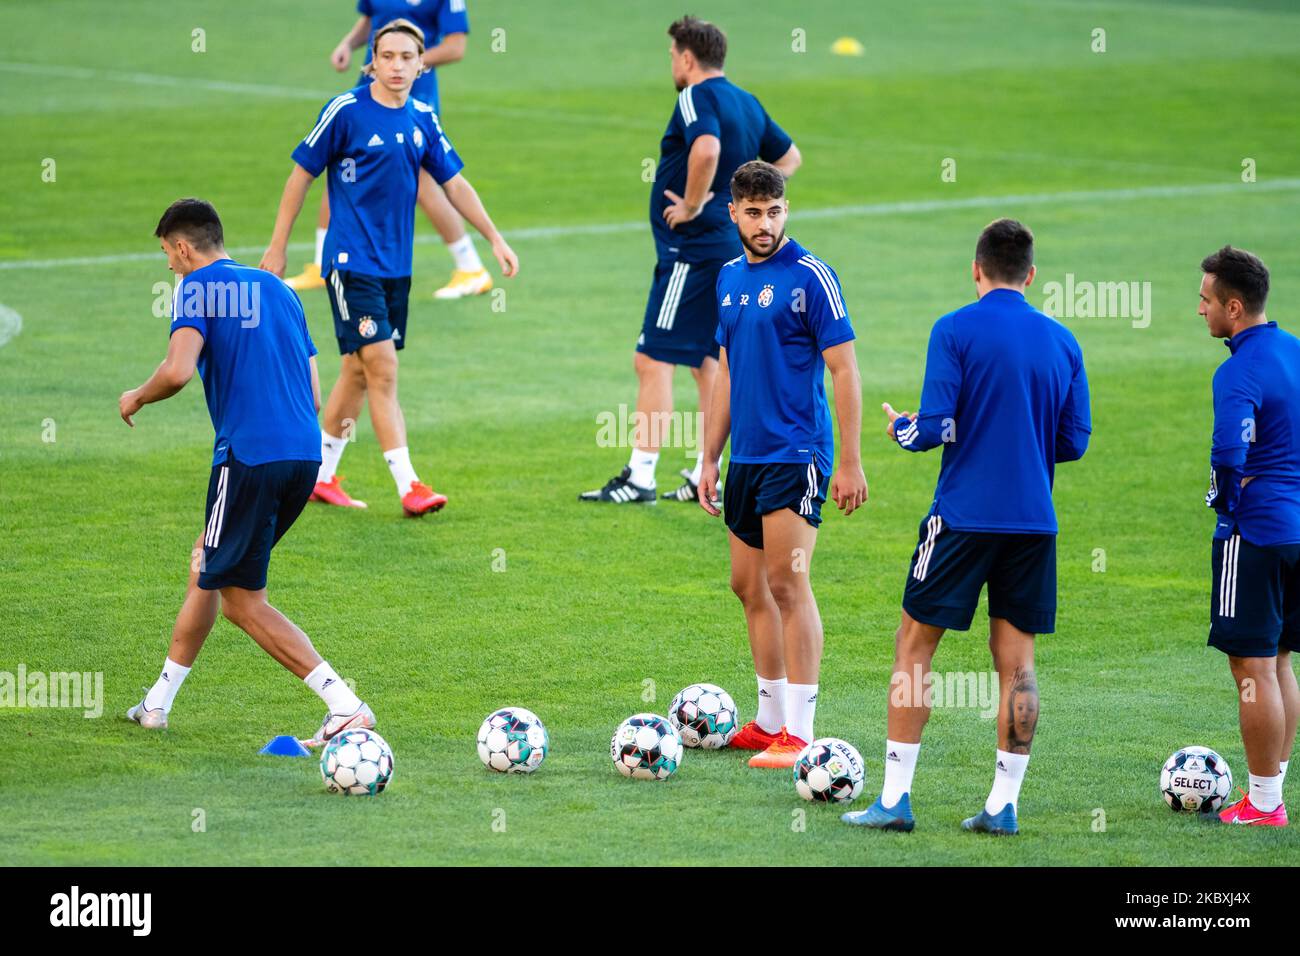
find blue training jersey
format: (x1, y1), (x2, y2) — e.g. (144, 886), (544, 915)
(357, 0), (469, 112)
(715, 238), (855, 475)
(169, 259), (322, 468)
(651, 76), (792, 264)
(893, 288), (1091, 534)
(1207, 321), (1300, 546)
(292, 83), (464, 279)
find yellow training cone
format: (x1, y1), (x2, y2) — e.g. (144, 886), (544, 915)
(831, 36), (864, 56)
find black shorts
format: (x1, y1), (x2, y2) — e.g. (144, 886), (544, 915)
(901, 515), (1057, 634)
(325, 268), (411, 355)
(636, 258), (723, 368)
(1209, 533), (1300, 658)
(197, 453), (318, 591)
(724, 461), (828, 549)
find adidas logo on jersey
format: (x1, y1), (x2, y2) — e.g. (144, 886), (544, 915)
(367, 134), (384, 147)
(721, 293), (732, 306)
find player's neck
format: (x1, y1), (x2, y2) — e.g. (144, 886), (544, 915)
(975, 281), (1027, 299)
(178, 248), (229, 277)
(744, 235), (789, 265)
(684, 68), (724, 87)
(369, 79), (410, 110)
(1230, 313), (1268, 338)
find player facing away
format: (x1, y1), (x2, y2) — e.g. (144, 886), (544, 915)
(1201, 246), (1298, 827)
(120, 199), (376, 746)
(843, 219), (1091, 835)
(580, 16), (801, 505)
(699, 161), (868, 769)
(261, 19), (517, 515)
(285, 0), (491, 301)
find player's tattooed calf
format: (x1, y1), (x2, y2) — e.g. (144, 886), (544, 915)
(1007, 666), (1039, 754)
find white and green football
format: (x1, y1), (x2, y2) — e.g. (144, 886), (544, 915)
(477, 707), (549, 773)
(321, 728), (394, 796)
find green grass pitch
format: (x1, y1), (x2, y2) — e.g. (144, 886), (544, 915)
(1, 0), (1299, 865)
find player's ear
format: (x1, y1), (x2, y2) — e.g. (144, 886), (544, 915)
(728, 201), (736, 223)
(1024, 264), (1036, 288)
(971, 260), (981, 284)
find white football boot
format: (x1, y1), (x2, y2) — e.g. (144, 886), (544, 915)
(302, 702), (376, 749)
(126, 700), (168, 730)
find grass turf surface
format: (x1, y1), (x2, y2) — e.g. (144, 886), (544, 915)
(1, 0), (1299, 865)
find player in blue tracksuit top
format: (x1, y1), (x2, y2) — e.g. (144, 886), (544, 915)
(1200, 245), (1298, 827)
(844, 219), (1090, 837)
(118, 199), (377, 747)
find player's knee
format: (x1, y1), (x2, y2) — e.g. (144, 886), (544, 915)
(730, 572), (765, 608)
(765, 572), (806, 613)
(361, 357), (398, 392)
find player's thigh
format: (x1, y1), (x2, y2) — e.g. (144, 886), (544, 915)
(987, 534), (1057, 636)
(728, 528), (769, 601)
(901, 515), (993, 632)
(356, 337), (400, 389)
(723, 462), (764, 549)
(1210, 534), (1287, 658)
(760, 504), (820, 598)
(326, 269), (393, 355)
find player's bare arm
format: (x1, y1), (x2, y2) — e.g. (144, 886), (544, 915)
(260, 164), (316, 278)
(422, 31), (466, 69)
(439, 173), (519, 277)
(118, 327), (204, 426)
(824, 340), (867, 515)
(772, 142), (802, 178)
(698, 346), (731, 516)
(309, 355), (321, 413)
(663, 134), (720, 229)
(331, 15), (371, 71)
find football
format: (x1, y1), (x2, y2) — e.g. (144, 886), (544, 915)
(668, 682), (740, 748)
(793, 737), (865, 804)
(321, 729), (394, 796)
(1160, 746), (1232, 813)
(610, 713), (683, 780)
(476, 707), (549, 773)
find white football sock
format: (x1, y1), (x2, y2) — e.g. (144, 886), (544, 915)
(314, 227), (327, 268)
(986, 749), (1030, 814)
(143, 657), (191, 714)
(304, 661), (362, 714)
(1249, 773), (1283, 813)
(627, 449), (658, 489)
(881, 740), (920, 807)
(755, 676), (786, 734)
(447, 234), (483, 273)
(1281, 759), (1290, 784)
(785, 682), (818, 744)
(318, 432), (347, 484)
(383, 446), (419, 496)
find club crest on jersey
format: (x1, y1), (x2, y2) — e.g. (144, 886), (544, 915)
(758, 284), (774, 307)
(358, 317), (378, 338)
(413, 128), (424, 148)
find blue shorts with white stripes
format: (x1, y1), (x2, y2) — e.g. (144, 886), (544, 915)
(198, 452), (318, 592)
(902, 514), (1057, 634)
(636, 257), (724, 368)
(724, 460), (828, 549)
(325, 269), (411, 356)
(1209, 532), (1300, 657)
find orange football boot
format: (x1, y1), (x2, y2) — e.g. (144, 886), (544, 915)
(402, 480), (448, 516)
(748, 731), (809, 769)
(729, 721), (783, 751)
(310, 476), (367, 509)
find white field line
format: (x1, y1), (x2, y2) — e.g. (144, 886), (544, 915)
(1, 178), (1296, 273)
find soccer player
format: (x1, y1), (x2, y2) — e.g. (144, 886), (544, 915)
(580, 16), (801, 505)
(698, 161), (867, 768)
(843, 219), (1090, 834)
(261, 19), (517, 514)
(1200, 246), (1297, 827)
(284, 0), (491, 300)
(119, 198), (376, 746)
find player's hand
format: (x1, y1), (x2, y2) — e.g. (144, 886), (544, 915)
(259, 246), (287, 278)
(882, 402), (912, 440)
(491, 236), (519, 278)
(662, 189), (713, 229)
(118, 388), (144, 427)
(698, 459), (721, 516)
(330, 44), (351, 72)
(831, 462), (868, 516)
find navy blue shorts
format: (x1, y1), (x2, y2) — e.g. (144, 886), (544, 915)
(1209, 533), (1300, 658)
(902, 515), (1057, 634)
(325, 269), (411, 355)
(197, 453), (318, 592)
(636, 258), (723, 367)
(724, 461), (828, 549)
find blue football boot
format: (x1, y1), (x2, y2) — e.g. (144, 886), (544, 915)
(961, 802), (1019, 835)
(841, 793), (915, 832)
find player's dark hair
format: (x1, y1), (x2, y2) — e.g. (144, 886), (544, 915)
(730, 160), (785, 203)
(1201, 245), (1270, 315)
(154, 198), (224, 251)
(975, 218), (1034, 284)
(668, 15), (726, 70)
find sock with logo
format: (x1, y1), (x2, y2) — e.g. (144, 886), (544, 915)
(627, 449), (658, 490)
(880, 740), (920, 807)
(785, 682), (818, 744)
(383, 446), (419, 497)
(755, 676), (786, 734)
(143, 658), (191, 714)
(985, 749), (1030, 815)
(318, 432), (347, 484)
(447, 234), (484, 273)
(1249, 773), (1283, 813)
(314, 227), (327, 268)
(304, 661), (362, 714)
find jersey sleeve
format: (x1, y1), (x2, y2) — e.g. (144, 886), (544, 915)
(1054, 343), (1091, 463)
(437, 0), (469, 35)
(356, 0), (372, 14)
(1207, 360), (1259, 514)
(419, 109), (465, 183)
(679, 84), (721, 146)
(291, 96), (351, 177)
(797, 257), (854, 352)
(714, 272), (731, 350)
(170, 276), (208, 340)
(895, 318), (960, 453)
(758, 107), (793, 163)
(289, 289), (318, 357)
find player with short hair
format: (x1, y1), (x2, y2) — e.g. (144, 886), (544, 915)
(580, 16), (801, 505)
(285, 0), (491, 301)
(120, 198), (375, 746)
(1200, 245), (1297, 827)
(698, 160), (867, 769)
(261, 19), (517, 515)
(844, 219), (1091, 834)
